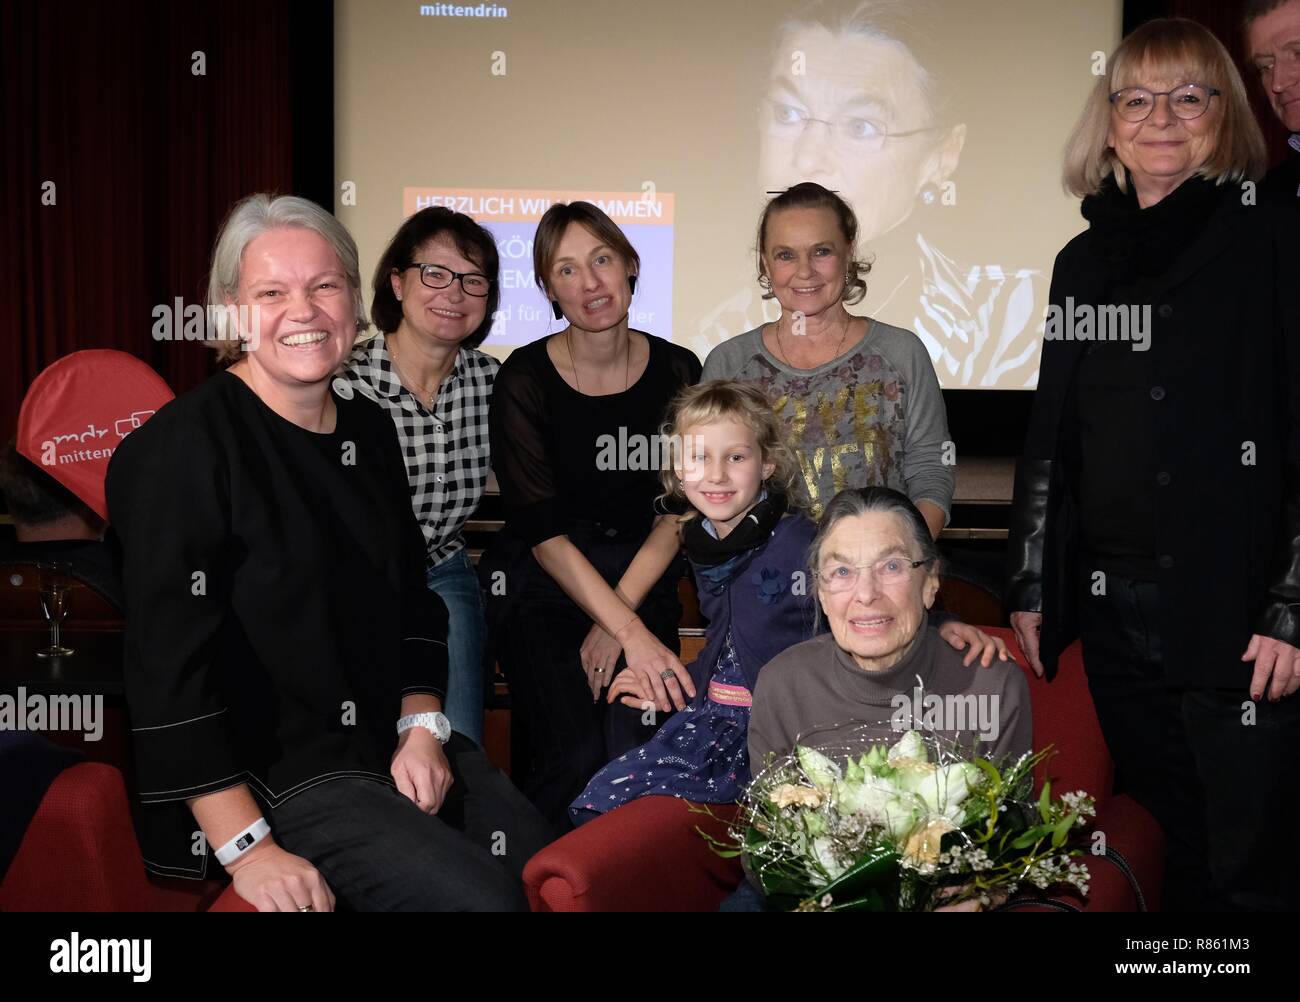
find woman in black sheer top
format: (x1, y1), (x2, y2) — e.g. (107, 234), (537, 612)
(483, 202), (701, 826)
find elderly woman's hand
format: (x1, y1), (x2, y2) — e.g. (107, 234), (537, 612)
(933, 885), (1007, 912)
(391, 727), (454, 814)
(227, 842), (336, 913)
(938, 619), (1010, 668)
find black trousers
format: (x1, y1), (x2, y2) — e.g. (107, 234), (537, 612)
(1078, 575), (1300, 911)
(266, 734), (556, 911)
(496, 537), (682, 829)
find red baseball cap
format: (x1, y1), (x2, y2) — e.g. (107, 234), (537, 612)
(16, 350), (174, 522)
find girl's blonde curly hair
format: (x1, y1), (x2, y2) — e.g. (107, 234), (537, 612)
(657, 380), (808, 518)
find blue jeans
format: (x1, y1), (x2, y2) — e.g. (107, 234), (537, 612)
(427, 548), (487, 745)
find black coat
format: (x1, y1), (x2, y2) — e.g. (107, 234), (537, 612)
(1006, 182), (1300, 687)
(1264, 153), (1299, 201)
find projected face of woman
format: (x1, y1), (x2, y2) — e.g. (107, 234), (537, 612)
(759, 25), (962, 244)
(546, 223), (636, 335)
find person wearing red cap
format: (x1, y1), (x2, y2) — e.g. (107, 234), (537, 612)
(106, 193), (552, 912)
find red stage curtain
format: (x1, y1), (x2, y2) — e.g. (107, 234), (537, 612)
(0, 0), (294, 441)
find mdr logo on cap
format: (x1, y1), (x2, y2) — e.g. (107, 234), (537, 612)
(16, 350), (174, 522)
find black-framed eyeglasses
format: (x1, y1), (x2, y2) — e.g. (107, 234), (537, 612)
(1108, 83), (1221, 123)
(403, 263), (494, 297)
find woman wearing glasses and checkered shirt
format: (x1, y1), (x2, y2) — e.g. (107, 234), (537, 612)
(334, 207), (500, 745)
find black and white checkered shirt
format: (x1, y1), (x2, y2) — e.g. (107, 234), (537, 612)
(333, 332), (498, 568)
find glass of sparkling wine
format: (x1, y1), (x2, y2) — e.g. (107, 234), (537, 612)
(36, 562), (75, 658)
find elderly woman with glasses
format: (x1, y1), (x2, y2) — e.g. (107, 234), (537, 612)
(750, 486), (1031, 772)
(334, 207), (501, 746)
(1007, 19), (1300, 911)
(716, 486), (1030, 913)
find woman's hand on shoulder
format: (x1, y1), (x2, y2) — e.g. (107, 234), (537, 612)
(391, 727), (454, 814)
(226, 841), (336, 913)
(937, 619), (1010, 668)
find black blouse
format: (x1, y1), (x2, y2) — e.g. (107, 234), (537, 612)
(491, 332), (702, 546)
(106, 371), (447, 874)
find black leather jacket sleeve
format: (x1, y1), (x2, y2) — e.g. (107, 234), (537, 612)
(1255, 464), (1300, 647)
(1255, 201), (1300, 648)
(1005, 458), (1051, 614)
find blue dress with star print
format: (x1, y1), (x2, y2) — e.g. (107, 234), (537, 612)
(569, 631), (752, 824)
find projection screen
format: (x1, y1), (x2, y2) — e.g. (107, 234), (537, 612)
(336, 0), (1122, 389)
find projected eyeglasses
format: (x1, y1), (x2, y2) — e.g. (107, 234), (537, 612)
(762, 99), (939, 153)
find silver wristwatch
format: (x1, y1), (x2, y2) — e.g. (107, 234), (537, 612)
(396, 710), (451, 744)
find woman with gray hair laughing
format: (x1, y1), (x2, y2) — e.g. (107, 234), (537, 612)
(107, 193), (551, 912)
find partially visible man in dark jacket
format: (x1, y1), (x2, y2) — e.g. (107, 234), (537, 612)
(1246, 0), (1300, 199)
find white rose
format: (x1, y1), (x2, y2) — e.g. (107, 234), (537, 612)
(916, 762), (983, 814)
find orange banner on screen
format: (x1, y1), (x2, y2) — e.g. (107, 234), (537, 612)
(403, 188), (675, 225)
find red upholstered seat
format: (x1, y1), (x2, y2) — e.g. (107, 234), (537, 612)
(523, 627), (1164, 912)
(0, 762), (253, 912)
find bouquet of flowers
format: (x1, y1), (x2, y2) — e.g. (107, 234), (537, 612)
(705, 726), (1096, 911)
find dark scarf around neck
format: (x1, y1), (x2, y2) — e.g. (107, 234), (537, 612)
(683, 492), (789, 573)
(1080, 172), (1226, 285)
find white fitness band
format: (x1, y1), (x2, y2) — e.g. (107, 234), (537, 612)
(214, 817), (272, 866)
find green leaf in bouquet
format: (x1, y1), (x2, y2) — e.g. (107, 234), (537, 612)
(1038, 780), (1053, 824)
(1010, 825), (1052, 850)
(801, 845), (902, 912)
(973, 756), (1002, 789)
(1051, 811), (1079, 848)
(760, 868), (821, 904)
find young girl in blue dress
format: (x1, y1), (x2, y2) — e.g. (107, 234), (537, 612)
(568, 381), (1012, 825)
(570, 381), (818, 823)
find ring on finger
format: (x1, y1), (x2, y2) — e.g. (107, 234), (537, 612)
(659, 669), (675, 681)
